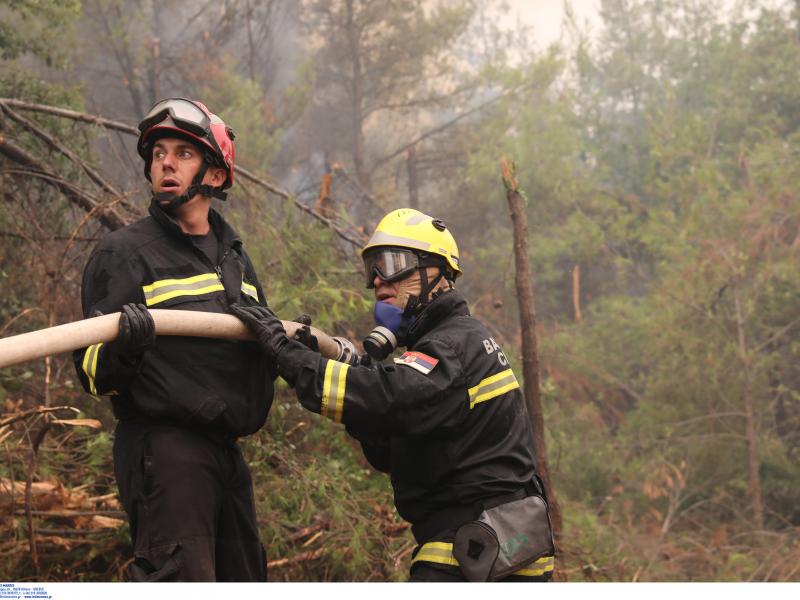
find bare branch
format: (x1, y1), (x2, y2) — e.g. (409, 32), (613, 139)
(0, 101), (135, 213)
(0, 136), (128, 230)
(236, 165), (366, 248)
(1, 99), (362, 245)
(0, 98), (138, 135)
(369, 83), (532, 175)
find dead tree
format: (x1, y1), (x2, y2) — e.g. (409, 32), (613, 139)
(500, 156), (563, 539)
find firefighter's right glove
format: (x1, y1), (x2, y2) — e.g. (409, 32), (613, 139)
(230, 304), (290, 361)
(114, 303), (156, 360)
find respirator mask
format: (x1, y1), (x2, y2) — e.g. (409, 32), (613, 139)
(360, 247), (421, 360)
(363, 301), (403, 361)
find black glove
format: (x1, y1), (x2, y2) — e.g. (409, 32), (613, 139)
(230, 304), (290, 360)
(295, 325), (319, 352)
(291, 313), (319, 351)
(294, 313), (312, 326)
(115, 303), (156, 358)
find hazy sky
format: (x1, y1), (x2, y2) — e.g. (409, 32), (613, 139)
(506, 0), (602, 48)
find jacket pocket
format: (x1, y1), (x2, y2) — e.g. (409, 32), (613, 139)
(128, 542), (181, 582)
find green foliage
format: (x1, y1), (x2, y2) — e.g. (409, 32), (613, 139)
(244, 392), (412, 581)
(0, 0), (80, 67)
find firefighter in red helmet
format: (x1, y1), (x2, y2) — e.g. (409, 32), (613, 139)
(73, 98), (274, 581)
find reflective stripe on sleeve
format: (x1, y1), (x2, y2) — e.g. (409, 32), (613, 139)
(81, 342), (104, 396)
(142, 273), (224, 306)
(467, 368), (520, 409)
(411, 541), (554, 577)
(321, 359), (349, 423)
(241, 280), (259, 302)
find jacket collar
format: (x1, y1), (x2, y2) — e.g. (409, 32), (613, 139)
(405, 288), (470, 346)
(149, 199), (241, 250)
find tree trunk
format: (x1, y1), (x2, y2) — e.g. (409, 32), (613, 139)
(733, 282), (765, 530)
(346, 0), (370, 192)
(500, 157), (563, 539)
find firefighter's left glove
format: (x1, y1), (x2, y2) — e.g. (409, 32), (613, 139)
(114, 303), (156, 360)
(230, 304), (290, 361)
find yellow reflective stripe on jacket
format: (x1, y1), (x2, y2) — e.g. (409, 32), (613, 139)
(467, 368), (520, 409)
(321, 359), (349, 423)
(141, 273), (224, 306)
(411, 542), (460, 567)
(241, 280), (258, 302)
(411, 541), (554, 577)
(81, 342), (103, 395)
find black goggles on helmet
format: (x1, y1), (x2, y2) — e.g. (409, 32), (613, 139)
(363, 247), (422, 288)
(138, 98), (210, 138)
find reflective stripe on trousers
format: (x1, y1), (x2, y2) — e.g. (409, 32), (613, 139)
(411, 541), (555, 577)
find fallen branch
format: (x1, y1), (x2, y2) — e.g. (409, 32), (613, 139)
(286, 523), (324, 543)
(14, 509), (126, 518)
(0, 98), (139, 135)
(237, 165), (365, 248)
(0, 98), (366, 247)
(0, 406), (79, 428)
(0, 101), (130, 208)
(382, 522), (410, 536)
(0, 133), (128, 231)
(267, 548), (325, 569)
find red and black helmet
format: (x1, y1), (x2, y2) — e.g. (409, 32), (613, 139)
(137, 98), (236, 189)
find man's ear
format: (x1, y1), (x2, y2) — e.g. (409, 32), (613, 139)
(207, 166), (227, 187)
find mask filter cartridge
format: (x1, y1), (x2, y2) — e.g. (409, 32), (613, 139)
(362, 326), (397, 361)
(363, 301), (403, 360)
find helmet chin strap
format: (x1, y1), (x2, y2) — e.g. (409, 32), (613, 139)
(402, 266), (445, 318)
(152, 157), (228, 213)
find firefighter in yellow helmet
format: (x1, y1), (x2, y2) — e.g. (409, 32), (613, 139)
(231, 208), (555, 582)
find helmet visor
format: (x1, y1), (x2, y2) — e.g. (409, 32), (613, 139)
(363, 248), (419, 288)
(138, 98), (210, 138)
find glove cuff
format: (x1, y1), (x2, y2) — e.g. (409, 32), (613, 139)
(274, 337), (317, 386)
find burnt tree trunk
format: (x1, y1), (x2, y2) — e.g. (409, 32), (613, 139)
(500, 157), (562, 539)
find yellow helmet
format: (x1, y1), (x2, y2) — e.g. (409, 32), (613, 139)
(361, 208), (461, 287)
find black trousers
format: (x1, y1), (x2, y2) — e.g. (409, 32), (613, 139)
(113, 420), (267, 582)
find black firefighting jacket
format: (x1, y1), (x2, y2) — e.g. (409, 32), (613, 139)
(73, 201), (275, 437)
(277, 289), (538, 542)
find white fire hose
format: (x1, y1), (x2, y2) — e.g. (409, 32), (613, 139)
(0, 310), (353, 370)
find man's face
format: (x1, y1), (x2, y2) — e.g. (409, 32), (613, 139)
(149, 137), (225, 200)
(373, 267), (441, 309)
